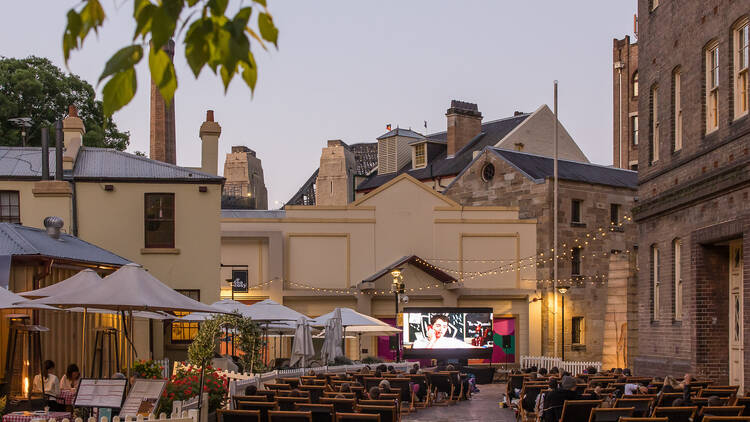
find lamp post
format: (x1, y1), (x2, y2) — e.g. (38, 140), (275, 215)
(8, 117), (32, 147)
(558, 284), (570, 361)
(391, 268), (404, 363)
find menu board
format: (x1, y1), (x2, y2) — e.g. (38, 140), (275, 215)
(74, 379), (127, 409)
(119, 379), (168, 418)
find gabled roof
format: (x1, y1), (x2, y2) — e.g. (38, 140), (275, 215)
(376, 128), (425, 140)
(351, 172), (460, 207)
(486, 147), (638, 189)
(356, 113), (531, 191)
(361, 255), (456, 284)
(0, 147), (224, 183)
(0, 223), (131, 266)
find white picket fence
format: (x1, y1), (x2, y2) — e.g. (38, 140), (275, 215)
(31, 412), (197, 422)
(154, 358), (170, 379)
(520, 355), (602, 375)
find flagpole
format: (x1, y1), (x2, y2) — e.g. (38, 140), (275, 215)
(553, 80), (559, 359)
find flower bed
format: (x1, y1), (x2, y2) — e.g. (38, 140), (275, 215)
(134, 359), (165, 379)
(159, 364), (228, 414)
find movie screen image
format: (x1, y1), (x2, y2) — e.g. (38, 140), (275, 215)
(402, 308), (493, 350)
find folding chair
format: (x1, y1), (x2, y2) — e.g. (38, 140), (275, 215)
(235, 400), (278, 421)
(427, 372), (456, 405)
(265, 382), (292, 391)
(587, 407), (634, 422)
(364, 377), (383, 391)
(232, 395), (268, 407)
(700, 389), (739, 398)
(320, 397), (356, 413)
(518, 384), (545, 422)
(295, 403), (334, 422)
(734, 397), (750, 416)
(408, 374), (429, 408)
(323, 391), (356, 399)
(615, 397), (655, 417)
(388, 378), (415, 412)
(300, 385), (326, 403)
(268, 410), (312, 422)
(277, 396), (310, 411)
(335, 414), (380, 422)
(656, 393), (684, 407)
(651, 406), (698, 422)
(698, 407), (746, 419)
(558, 400), (602, 422)
(358, 404), (397, 422)
(217, 409), (260, 422)
(702, 417), (750, 422)
(358, 400), (398, 407)
(281, 378), (302, 389)
(618, 418), (668, 422)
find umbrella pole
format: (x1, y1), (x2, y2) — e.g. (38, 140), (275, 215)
(82, 307), (87, 378)
(127, 310), (134, 381)
(359, 333), (362, 362)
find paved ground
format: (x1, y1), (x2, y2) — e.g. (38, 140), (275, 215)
(403, 383), (516, 422)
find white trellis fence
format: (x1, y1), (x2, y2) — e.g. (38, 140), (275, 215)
(520, 355), (602, 375)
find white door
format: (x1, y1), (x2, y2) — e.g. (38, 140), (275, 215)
(729, 240), (744, 390)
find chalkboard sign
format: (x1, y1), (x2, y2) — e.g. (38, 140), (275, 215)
(232, 270), (248, 293)
(73, 378), (127, 409)
(119, 379), (167, 418)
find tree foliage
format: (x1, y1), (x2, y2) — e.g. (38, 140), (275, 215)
(187, 313), (265, 374)
(63, 0), (279, 116)
(0, 56), (129, 149)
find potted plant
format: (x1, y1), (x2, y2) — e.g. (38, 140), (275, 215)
(158, 364), (228, 421)
(133, 359), (164, 379)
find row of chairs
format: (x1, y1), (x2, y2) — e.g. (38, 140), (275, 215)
(222, 402), (397, 422)
(551, 399), (748, 422)
(219, 409), (380, 422)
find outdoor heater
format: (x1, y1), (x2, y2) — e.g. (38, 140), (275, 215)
(3, 315), (48, 400)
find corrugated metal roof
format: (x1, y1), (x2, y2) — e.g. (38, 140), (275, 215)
(490, 148), (638, 189)
(0, 147), (223, 182)
(221, 209), (286, 219)
(376, 128), (426, 140)
(0, 223), (131, 266)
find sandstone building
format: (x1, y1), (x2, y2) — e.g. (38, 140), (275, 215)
(630, 0), (750, 388)
(613, 35), (640, 170)
(222, 146), (268, 210)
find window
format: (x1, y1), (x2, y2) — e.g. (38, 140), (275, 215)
(144, 193), (175, 248)
(571, 247), (582, 277)
(481, 163), (495, 182)
(571, 200), (582, 224)
(610, 204), (620, 226)
(674, 239), (682, 321)
(652, 245), (660, 321)
(413, 143), (426, 168)
(651, 85), (660, 163)
(571, 317), (584, 345)
(673, 68), (683, 151)
(630, 163), (638, 171)
(706, 42), (720, 132)
(0, 191), (20, 223)
(631, 115), (639, 146)
(171, 289), (200, 342)
(632, 72), (639, 97)
(735, 19), (749, 118)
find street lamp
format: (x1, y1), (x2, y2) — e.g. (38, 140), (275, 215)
(557, 284), (570, 361)
(391, 268), (405, 362)
(8, 117), (32, 147)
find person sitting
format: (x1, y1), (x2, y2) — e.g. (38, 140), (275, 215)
(538, 367), (548, 377)
(245, 384), (258, 396)
(378, 379), (391, 394)
(707, 395), (722, 407)
(373, 370), (382, 378)
(334, 394), (345, 399)
(622, 368), (632, 376)
(409, 368), (417, 375)
(307, 369), (316, 376)
(368, 386), (380, 400)
(541, 376), (580, 422)
(60, 364), (80, 390)
(33, 360), (61, 409)
(412, 363), (420, 373)
(549, 367), (559, 376)
(387, 365), (396, 374)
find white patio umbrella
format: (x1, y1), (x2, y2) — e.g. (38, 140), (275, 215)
(0, 286), (57, 310)
(18, 268), (103, 299)
(290, 317), (314, 368)
(320, 308), (343, 363)
(312, 307), (400, 360)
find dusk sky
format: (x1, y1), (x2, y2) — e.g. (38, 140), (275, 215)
(0, 1), (637, 208)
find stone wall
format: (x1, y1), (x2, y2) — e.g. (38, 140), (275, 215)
(613, 36), (639, 170)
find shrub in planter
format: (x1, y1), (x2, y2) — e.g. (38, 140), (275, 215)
(158, 364), (228, 414)
(361, 356), (383, 364)
(329, 356), (353, 366)
(133, 359), (164, 379)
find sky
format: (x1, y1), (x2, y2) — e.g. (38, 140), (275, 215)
(0, 1), (637, 208)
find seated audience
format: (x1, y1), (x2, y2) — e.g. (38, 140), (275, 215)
(368, 386), (380, 400)
(60, 364), (80, 390)
(542, 376), (579, 422)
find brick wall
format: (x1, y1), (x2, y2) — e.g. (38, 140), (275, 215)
(613, 36), (639, 170)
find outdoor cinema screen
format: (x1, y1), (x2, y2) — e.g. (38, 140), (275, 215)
(402, 307), (493, 359)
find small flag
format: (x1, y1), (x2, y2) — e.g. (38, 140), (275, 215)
(386, 124), (392, 131)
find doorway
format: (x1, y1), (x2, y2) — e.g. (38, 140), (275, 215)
(729, 240), (744, 390)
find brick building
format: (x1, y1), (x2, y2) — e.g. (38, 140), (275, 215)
(613, 35), (640, 170)
(631, 0), (750, 387)
(445, 147), (638, 368)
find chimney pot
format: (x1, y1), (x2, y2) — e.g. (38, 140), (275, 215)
(514, 111), (524, 116)
(68, 105), (78, 118)
(206, 110), (214, 122)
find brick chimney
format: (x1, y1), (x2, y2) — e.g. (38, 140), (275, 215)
(149, 39), (177, 164)
(199, 110), (221, 175)
(62, 105), (85, 170)
(446, 100), (482, 157)
(315, 140), (355, 206)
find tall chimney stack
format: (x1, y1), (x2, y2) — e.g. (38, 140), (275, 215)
(62, 105), (85, 169)
(149, 39), (177, 164)
(199, 110), (221, 175)
(446, 100), (482, 157)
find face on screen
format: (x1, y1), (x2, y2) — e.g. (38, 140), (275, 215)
(431, 317), (448, 338)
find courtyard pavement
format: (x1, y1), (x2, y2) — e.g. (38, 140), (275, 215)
(403, 383), (516, 422)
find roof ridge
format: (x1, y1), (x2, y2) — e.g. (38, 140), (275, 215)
(427, 112), (530, 137)
(491, 147), (637, 173)
(0, 224), (39, 254)
(80, 147), (222, 179)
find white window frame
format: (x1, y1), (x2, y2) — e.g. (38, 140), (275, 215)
(652, 86), (660, 162)
(413, 143), (426, 169)
(633, 72), (639, 97)
(735, 19), (750, 119)
(674, 239), (682, 321)
(653, 245), (660, 321)
(631, 114), (639, 146)
(706, 41), (720, 133)
(674, 69), (683, 151)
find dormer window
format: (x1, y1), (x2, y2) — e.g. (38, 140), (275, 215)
(414, 143), (426, 168)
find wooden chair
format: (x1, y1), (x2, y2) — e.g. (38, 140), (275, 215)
(694, 398), (732, 408)
(232, 395), (268, 407)
(379, 393), (399, 401)
(407, 374), (429, 408)
(350, 386), (366, 401)
(388, 378), (414, 412)
(268, 410), (312, 422)
(615, 397), (655, 417)
(281, 378), (302, 389)
(700, 389), (739, 398)
(363, 377), (384, 391)
(277, 396), (310, 411)
(699, 407), (746, 419)
(358, 404), (397, 422)
(235, 401), (277, 421)
(256, 390), (277, 401)
(334, 413), (380, 422)
(702, 417), (750, 422)
(265, 382), (292, 391)
(427, 372), (457, 405)
(320, 397), (356, 413)
(217, 409), (260, 422)
(733, 397), (750, 416)
(278, 390), (311, 398)
(300, 376), (317, 385)
(300, 385), (326, 403)
(558, 400), (602, 422)
(651, 406), (698, 422)
(618, 418), (668, 422)
(358, 400), (398, 406)
(507, 374), (526, 399)
(518, 384), (546, 422)
(295, 403), (334, 422)
(587, 407), (634, 422)
(656, 393), (684, 407)
(323, 391), (356, 399)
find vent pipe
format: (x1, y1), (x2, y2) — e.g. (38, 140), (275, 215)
(41, 127), (49, 180)
(54, 121), (63, 180)
(43, 216), (64, 240)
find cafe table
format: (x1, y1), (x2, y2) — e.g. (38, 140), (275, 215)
(2, 411), (71, 422)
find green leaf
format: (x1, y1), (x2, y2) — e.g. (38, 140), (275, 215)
(219, 64), (234, 92)
(151, 5), (177, 50)
(184, 19), (211, 77)
(80, 0), (106, 36)
(133, 2), (156, 41)
(149, 47), (178, 103)
(208, 0), (228, 16)
(233, 7), (253, 29)
(240, 58), (257, 93)
(257, 12), (278, 46)
(98, 45), (143, 83)
(62, 10), (83, 63)
(102, 68), (137, 116)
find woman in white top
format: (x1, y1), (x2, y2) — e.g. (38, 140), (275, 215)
(32, 360), (60, 400)
(60, 363), (81, 390)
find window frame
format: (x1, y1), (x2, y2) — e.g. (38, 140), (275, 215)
(673, 238), (682, 321)
(631, 114), (639, 146)
(673, 68), (683, 151)
(571, 247), (582, 277)
(144, 192), (176, 249)
(735, 19), (750, 119)
(571, 199), (582, 224)
(652, 245), (660, 321)
(413, 143), (426, 168)
(0, 190), (21, 224)
(171, 289), (200, 343)
(706, 41), (720, 133)
(632, 71), (639, 98)
(571, 316), (585, 345)
(651, 85), (660, 163)
(610, 203), (620, 226)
